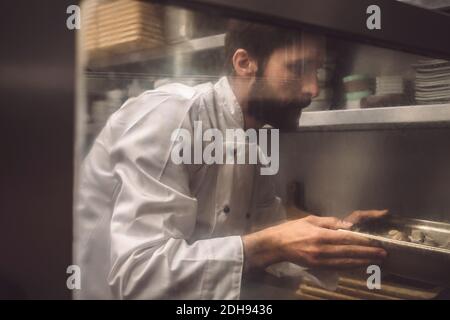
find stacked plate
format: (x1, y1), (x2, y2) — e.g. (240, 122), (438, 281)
(413, 59), (450, 105)
(82, 0), (165, 55)
(375, 76), (404, 96)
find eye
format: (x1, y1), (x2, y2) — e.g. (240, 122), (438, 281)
(287, 62), (304, 77)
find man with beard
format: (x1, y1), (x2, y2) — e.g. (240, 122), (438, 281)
(75, 20), (387, 299)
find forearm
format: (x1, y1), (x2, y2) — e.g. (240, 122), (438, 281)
(241, 226), (283, 273)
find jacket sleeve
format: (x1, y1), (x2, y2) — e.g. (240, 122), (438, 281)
(106, 93), (244, 299)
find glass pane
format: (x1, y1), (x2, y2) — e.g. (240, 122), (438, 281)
(74, 0), (450, 300)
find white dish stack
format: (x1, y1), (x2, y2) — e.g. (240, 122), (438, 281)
(375, 76), (405, 96)
(413, 59), (450, 105)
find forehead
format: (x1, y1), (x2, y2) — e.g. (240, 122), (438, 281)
(271, 33), (326, 62)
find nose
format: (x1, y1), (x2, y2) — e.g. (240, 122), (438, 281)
(308, 83), (320, 99)
(300, 73), (320, 99)
(300, 81), (319, 99)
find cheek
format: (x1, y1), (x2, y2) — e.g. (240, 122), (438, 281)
(269, 73), (298, 93)
(264, 57), (288, 81)
(261, 79), (297, 101)
(266, 80), (290, 100)
(276, 78), (303, 101)
(264, 60), (301, 100)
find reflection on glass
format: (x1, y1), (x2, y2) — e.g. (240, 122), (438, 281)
(74, 0), (450, 300)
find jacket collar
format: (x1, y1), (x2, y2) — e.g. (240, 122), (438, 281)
(214, 76), (245, 129)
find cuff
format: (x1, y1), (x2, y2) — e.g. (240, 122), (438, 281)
(202, 235), (244, 299)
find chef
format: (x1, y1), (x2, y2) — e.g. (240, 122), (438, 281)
(75, 21), (387, 299)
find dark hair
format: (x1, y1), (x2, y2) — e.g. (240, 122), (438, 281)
(224, 20), (303, 75)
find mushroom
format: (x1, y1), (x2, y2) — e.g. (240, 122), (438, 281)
(409, 230), (425, 244)
(387, 229), (408, 241)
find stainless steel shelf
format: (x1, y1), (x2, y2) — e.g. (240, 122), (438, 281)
(177, 0), (450, 60)
(298, 103), (450, 130)
(87, 34), (226, 69)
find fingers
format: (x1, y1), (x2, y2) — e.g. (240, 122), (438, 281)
(315, 245), (387, 259)
(305, 216), (353, 230)
(305, 210), (389, 230)
(344, 209), (389, 225)
(319, 229), (381, 247)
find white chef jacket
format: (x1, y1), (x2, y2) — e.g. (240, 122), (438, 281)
(74, 76), (286, 300)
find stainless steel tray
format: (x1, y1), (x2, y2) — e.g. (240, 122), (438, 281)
(339, 216), (450, 287)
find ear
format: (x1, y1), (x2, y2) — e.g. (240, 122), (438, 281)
(232, 49), (258, 77)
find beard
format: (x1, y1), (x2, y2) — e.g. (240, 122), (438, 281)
(247, 79), (312, 132)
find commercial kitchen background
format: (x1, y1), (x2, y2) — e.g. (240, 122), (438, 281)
(1, 0), (450, 299)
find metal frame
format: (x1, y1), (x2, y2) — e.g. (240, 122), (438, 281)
(151, 0), (450, 60)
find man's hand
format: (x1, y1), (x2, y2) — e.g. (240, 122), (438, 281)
(242, 214), (387, 273)
(344, 209), (389, 225)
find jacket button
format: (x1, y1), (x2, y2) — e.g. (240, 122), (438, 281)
(246, 213), (251, 219)
(223, 205), (230, 214)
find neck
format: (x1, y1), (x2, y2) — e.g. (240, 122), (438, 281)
(228, 76), (262, 130)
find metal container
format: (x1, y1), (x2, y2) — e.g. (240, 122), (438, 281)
(164, 6), (195, 44)
(339, 216), (450, 287)
(164, 6), (226, 44)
